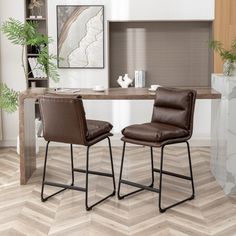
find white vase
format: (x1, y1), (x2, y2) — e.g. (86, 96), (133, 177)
(223, 61), (236, 76)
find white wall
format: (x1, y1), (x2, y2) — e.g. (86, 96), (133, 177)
(49, 0), (214, 88)
(110, 0), (214, 21)
(0, 0), (214, 146)
(0, 0), (26, 146)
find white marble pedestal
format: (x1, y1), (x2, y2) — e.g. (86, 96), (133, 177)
(211, 74), (236, 194)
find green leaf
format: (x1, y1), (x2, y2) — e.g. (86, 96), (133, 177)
(0, 83), (18, 113)
(0, 18), (38, 46)
(231, 39), (236, 53)
(209, 39), (236, 62)
(209, 40), (223, 53)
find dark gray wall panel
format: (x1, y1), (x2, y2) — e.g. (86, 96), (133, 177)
(109, 21), (212, 88)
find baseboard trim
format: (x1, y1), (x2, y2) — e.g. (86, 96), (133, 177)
(0, 140), (17, 147)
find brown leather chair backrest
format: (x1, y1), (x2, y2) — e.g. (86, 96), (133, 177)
(152, 87), (196, 134)
(39, 95), (88, 145)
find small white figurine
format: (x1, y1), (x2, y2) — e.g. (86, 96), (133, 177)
(117, 74), (133, 88)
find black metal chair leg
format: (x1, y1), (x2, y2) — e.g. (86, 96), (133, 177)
(85, 146), (90, 210)
(186, 141), (195, 199)
(158, 142), (195, 213)
(118, 143), (156, 200)
(158, 146), (165, 212)
(150, 147), (155, 187)
(118, 142), (126, 199)
(107, 136), (116, 193)
(70, 144), (75, 186)
(41, 141), (49, 202)
(85, 138), (116, 211)
(41, 141), (68, 202)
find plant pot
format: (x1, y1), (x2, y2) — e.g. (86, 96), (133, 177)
(223, 61), (236, 76)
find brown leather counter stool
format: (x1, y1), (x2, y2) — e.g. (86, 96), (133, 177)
(117, 87), (196, 213)
(39, 95), (116, 211)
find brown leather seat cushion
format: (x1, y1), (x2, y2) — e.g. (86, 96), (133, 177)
(122, 122), (189, 142)
(86, 120), (113, 140)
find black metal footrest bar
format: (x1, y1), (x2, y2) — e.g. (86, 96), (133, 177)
(153, 168), (192, 180)
(73, 168), (113, 178)
(120, 179), (159, 193)
(86, 191), (116, 211)
(160, 195), (194, 212)
(42, 188), (68, 202)
(44, 181), (86, 192)
(119, 187), (146, 199)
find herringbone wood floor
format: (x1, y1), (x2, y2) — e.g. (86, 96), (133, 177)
(0, 145), (236, 236)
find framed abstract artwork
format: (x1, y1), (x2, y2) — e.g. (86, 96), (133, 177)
(57, 5), (104, 68)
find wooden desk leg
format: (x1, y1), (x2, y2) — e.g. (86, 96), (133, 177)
(19, 97), (36, 185)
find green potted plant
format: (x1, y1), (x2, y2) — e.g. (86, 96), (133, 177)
(0, 18), (59, 113)
(209, 39), (236, 76)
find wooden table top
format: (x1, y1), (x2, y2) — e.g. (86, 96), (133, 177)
(19, 87), (221, 100)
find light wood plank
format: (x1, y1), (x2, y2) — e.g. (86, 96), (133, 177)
(213, 0), (236, 73)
